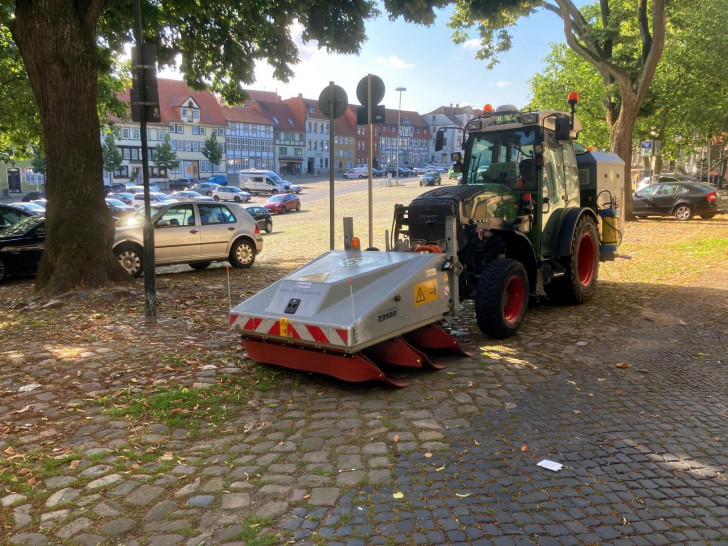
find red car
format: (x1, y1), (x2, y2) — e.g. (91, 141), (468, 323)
(263, 193), (300, 214)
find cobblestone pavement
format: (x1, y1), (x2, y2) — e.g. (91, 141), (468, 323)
(1, 268), (727, 544)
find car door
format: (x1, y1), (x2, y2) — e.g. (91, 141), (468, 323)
(198, 203), (236, 258)
(633, 185), (660, 214)
(650, 184), (680, 214)
(153, 204), (200, 263)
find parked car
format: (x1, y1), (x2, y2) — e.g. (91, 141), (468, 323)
(13, 202), (45, 214)
(448, 166), (458, 179)
(125, 183), (160, 194)
(170, 190), (215, 202)
(22, 191), (45, 202)
(412, 166), (430, 175)
(105, 198), (135, 219)
(281, 180), (303, 194)
(245, 205), (273, 233)
(372, 168), (384, 177)
(633, 181), (728, 220)
(344, 168), (368, 179)
(262, 193), (300, 214)
(420, 171), (441, 186)
(108, 192), (134, 205)
(239, 171), (292, 194)
(131, 192), (177, 208)
(169, 179), (193, 191)
(0, 204), (34, 229)
(113, 202), (263, 277)
(191, 182), (220, 196)
(206, 174), (228, 185)
(637, 173), (692, 191)
(212, 186), (252, 202)
(0, 215), (45, 282)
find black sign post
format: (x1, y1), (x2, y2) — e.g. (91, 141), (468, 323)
(318, 82), (348, 250)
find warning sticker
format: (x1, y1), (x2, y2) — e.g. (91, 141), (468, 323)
(414, 280), (438, 306)
(279, 317), (289, 336)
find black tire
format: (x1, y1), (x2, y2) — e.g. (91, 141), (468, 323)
(116, 243), (144, 277)
(213, 195), (220, 201)
(271, 189), (279, 195)
(545, 215), (599, 304)
(281, 206), (287, 214)
(700, 212), (716, 220)
(475, 258), (529, 338)
(673, 204), (692, 221)
(234, 196), (242, 202)
(0, 257), (6, 283)
(189, 261), (212, 271)
(295, 203), (301, 212)
(229, 239), (256, 268)
(264, 220), (273, 233)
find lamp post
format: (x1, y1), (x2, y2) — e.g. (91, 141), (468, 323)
(720, 115), (728, 189)
(395, 87), (406, 185)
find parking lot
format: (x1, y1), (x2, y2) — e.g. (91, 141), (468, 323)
(1, 181), (727, 545)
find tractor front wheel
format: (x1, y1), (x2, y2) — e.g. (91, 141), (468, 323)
(545, 215), (599, 304)
(475, 258), (529, 339)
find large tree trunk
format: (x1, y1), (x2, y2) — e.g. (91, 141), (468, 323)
(12, 0), (128, 294)
(610, 93), (640, 219)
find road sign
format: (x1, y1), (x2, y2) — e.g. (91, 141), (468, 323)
(356, 105), (386, 125)
(641, 141), (653, 157)
(318, 84), (348, 119)
(356, 75), (385, 106)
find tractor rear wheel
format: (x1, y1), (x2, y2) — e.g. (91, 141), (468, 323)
(545, 215), (599, 304)
(475, 258), (529, 339)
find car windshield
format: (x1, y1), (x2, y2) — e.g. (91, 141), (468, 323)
(0, 214), (44, 237)
(463, 128), (537, 187)
(269, 172), (285, 184)
(269, 195), (285, 202)
(119, 204), (166, 226)
(20, 202), (45, 212)
(106, 199), (125, 206)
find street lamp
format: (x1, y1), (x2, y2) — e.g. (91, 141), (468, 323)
(395, 87), (406, 185)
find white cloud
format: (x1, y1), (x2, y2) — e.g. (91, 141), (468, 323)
(376, 55), (413, 69)
(488, 81), (511, 89)
(462, 38), (481, 50)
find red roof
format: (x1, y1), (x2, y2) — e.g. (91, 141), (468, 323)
(222, 106), (273, 126)
(252, 100), (306, 133)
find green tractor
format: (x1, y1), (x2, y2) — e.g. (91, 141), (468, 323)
(392, 97), (622, 338)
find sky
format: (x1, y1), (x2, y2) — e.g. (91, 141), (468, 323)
(156, 5), (574, 116)
(248, 5), (571, 115)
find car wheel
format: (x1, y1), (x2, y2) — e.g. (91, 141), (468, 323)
(674, 204), (692, 221)
(0, 257), (6, 283)
(234, 196), (242, 202)
(189, 261), (212, 271)
(420, 181), (424, 186)
(281, 206), (287, 214)
(295, 203), (301, 212)
(359, 174), (365, 179)
(271, 189), (279, 194)
(264, 219), (273, 233)
(213, 196), (220, 201)
(116, 243), (144, 277)
(230, 239), (256, 268)
(700, 212), (716, 220)
(475, 258), (529, 339)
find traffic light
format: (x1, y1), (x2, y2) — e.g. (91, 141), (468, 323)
(130, 44), (161, 123)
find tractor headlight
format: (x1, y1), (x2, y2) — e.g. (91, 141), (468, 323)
(521, 113), (538, 125)
(467, 119), (482, 131)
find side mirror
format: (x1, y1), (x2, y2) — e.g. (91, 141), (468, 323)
(451, 151), (462, 163)
(555, 116), (571, 141)
(156, 219), (171, 227)
(435, 129), (445, 152)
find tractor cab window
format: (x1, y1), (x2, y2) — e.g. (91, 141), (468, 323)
(463, 129), (537, 190)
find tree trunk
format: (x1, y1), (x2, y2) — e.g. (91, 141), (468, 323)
(610, 95), (639, 219)
(12, 0), (129, 294)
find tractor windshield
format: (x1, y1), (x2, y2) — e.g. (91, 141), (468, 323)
(463, 128), (537, 190)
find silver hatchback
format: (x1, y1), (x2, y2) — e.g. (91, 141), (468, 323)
(113, 202), (263, 276)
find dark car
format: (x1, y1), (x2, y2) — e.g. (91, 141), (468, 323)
(169, 178), (193, 191)
(262, 193), (300, 214)
(420, 172), (441, 186)
(245, 205), (273, 233)
(0, 215), (45, 282)
(633, 182), (728, 220)
(0, 204), (34, 228)
(22, 191), (45, 202)
(108, 192), (134, 205)
(106, 198), (135, 221)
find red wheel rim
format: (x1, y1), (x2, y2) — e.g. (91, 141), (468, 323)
(577, 232), (596, 286)
(503, 275), (525, 324)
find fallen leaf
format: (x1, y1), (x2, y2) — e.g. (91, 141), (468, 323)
(521, 444), (528, 452)
(468, 381), (474, 387)
(597, 378), (606, 382)
(424, 452), (433, 458)
(616, 362), (631, 369)
(455, 492), (471, 498)
(69, 460), (80, 470)
(392, 492), (404, 499)
(304, 494), (310, 500)
(474, 440), (480, 446)
(573, 410), (581, 414)
(393, 434), (399, 443)
(436, 466), (445, 472)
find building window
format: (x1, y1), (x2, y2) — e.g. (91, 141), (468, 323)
(185, 141), (191, 152)
(122, 128), (130, 139)
(192, 126), (199, 135)
(131, 148), (138, 160)
(192, 141), (199, 152)
(280, 147), (287, 156)
(199, 127), (206, 135)
(123, 148), (130, 159)
(181, 107), (188, 117)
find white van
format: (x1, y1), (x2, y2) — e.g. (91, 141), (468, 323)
(343, 167), (368, 179)
(238, 170), (291, 195)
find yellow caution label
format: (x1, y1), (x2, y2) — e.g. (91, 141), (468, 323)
(414, 280), (438, 306)
(279, 317), (289, 336)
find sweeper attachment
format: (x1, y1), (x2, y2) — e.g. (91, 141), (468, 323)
(230, 247), (468, 386)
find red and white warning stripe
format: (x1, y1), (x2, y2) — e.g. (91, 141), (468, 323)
(230, 313), (351, 348)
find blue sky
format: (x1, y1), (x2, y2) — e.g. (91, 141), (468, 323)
(250, 6), (572, 115)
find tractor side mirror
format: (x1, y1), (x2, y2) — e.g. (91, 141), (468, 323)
(435, 129), (445, 152)
(555, 116), (571, 141)
(451, 151), (462, 163)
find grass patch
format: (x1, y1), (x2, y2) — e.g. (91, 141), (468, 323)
(671, 237), (728, 258)
(224, 516), (287, 545)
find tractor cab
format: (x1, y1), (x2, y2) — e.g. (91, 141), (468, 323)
(443, 104), (581, 258)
